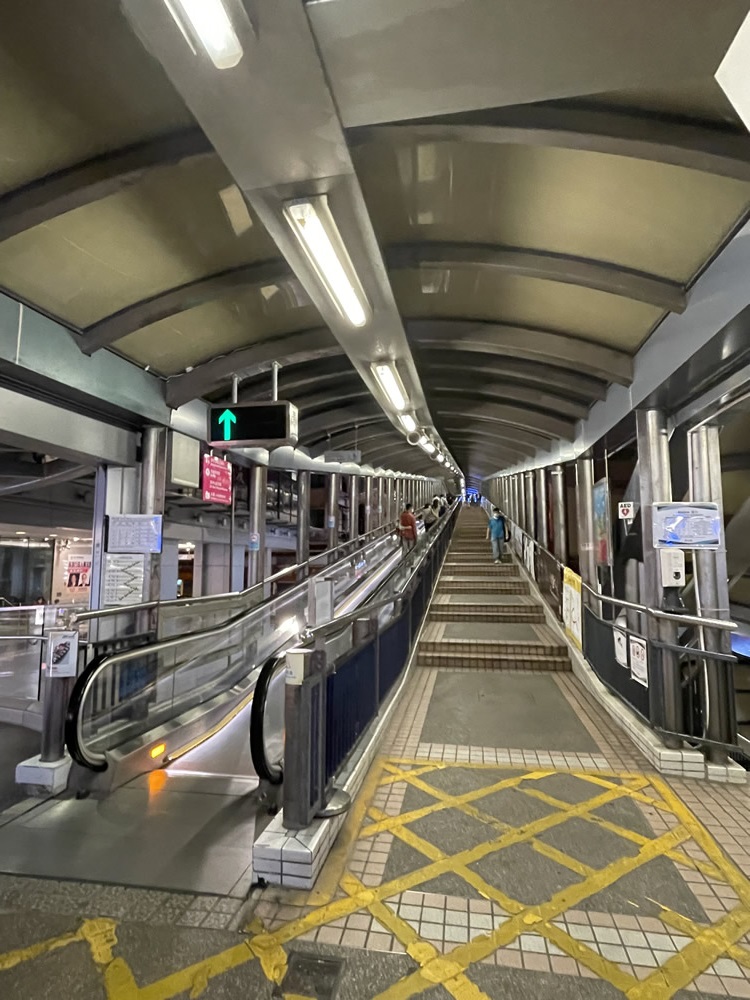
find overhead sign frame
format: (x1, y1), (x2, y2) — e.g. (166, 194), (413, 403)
(207, 401), (299, 448)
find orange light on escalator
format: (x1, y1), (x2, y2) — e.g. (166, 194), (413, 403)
(150, 743), (166, 759)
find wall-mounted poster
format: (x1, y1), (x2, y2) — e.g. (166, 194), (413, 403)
(64, 558), (91, 591)
(592, 479), (612, 566)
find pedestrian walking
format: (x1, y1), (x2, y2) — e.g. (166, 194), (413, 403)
(486, 507), (508, 563)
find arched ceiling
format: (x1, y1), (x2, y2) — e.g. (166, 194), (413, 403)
(0, 0), (749, 480)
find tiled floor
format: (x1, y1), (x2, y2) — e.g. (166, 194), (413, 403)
(3, 512), (750, 999)
(245, 513), (750, 998)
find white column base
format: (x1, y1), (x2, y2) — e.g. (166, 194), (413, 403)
(15, 754), (71, 795)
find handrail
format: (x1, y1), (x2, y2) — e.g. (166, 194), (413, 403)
(301, 504), (459, 644)
(72, 521), (396, 625)
(501, 510), (737, 633)
(66, 525), (402, 769)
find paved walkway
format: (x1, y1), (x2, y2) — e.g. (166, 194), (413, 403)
(2, 510), (750, 998)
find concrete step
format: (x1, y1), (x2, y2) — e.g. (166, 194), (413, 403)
(428, 606), (545, 623)
(416, 650), (570, 671)
(437, 578), (530, 594)
(442, 564), (519, 577)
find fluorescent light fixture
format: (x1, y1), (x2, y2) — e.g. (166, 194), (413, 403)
(164, 0), (244, 69)
(399, 413), (417, 434)
(284, 197), (370, 328)
(418, 436), (436, 454)
(372, 363), (407, 412)
(437, 455), (445, 464)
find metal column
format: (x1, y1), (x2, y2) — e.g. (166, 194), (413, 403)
(535, 468), (548, 548)
(689, 424), (735, 758)
(363, 476), (373, 534)
(550, 465), (567, 564)
(247, 464), (267, 587)
(326, 472), (340, 549)
(525, 470), (536, 540)
(576, 456), (597, 594)
(375, 477), (384, 529)
(348, 475), (359, 540)
(517, 473), (526, 531)
(636, 409), (682, 744)
(140, 425), (167, 605)
(296, 470), (310, 566)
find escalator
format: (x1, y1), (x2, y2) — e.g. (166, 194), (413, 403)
(65, 526), (405, 789)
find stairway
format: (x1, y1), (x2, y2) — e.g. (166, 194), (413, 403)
(419, 507), (571, 671)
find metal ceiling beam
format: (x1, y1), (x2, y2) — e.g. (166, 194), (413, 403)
(386, 243), (685, 313)
(80, 259), (292, 355)
(437, 395), (576, 440)
(409, 319), (633, 385)
(442, 430), (539, 456)
(122, 0), (449, 460)
(301, 409), (384, 446)
(429, 385), (588, 421)
(165, 328), (343, 408)
(349, 106), (750, 182)
(436, 403), (573, 440)
(420, 355), (608, 402)
(439, 422), (550, 453)
(0, 128), (213, 244)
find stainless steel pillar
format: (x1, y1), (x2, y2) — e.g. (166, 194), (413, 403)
(364, 476), (373, 535)
(636, 409), (682, 744)
(348, 475), (359, 541)
(296, 470), (310, 566)
(550, 465), (567, 564)
(689, 424), (735, 759)
(517, 473), (526, 531)
(140, 425), (167, 605)
(376, 477), (384, 529)
(524, 471), (535, 536)
(385, 478), (393, 525)
(247, 464), (267, 586)
(575, 455), (597, 593)
(326, 472), (339, 549)
(535, 469), (548, 545)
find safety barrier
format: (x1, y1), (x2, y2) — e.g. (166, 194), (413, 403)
(491, 504), (739, 757)
(280, 504), (458, 830)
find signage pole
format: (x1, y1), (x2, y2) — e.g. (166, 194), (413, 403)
(228, 376), (239, 591)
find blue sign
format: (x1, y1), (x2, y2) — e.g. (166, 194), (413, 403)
(652, 503), (721, 548)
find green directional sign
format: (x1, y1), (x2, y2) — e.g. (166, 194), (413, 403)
(217, 408), (237, 441)
(208, 401), (299, 448)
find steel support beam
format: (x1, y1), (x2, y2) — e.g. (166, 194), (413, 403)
(421, 354), (608, 402)
(349, 107), (750, 182)
(550, 465), (568, 564)
(436, 402), (575, 440)
(80, 260), (292, 355)
(688, 424), (735, 759)
(410, 320), (633, 385)
(0, 129), (213, 244)
(387, 242), (686, 313)
(165, 328), (343, 408)
(431, 386), (587, 421)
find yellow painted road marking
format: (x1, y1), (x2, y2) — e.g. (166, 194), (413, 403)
(372, 826), (691, 999)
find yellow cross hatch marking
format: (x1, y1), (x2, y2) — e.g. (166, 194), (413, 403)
(3, 758), (750, 1000)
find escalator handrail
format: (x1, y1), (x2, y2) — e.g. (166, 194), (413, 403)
(73, 521), (397, 626)
(247, 502), (460, 783)
(66, 526), (400, 770)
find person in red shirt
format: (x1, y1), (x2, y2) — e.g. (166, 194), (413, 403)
(399, 502), (418, 551)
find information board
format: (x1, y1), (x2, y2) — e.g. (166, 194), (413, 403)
(103, 553), (146, 607)
(202, 454), (232, 505)
(208, 401), (298, 448)
(48, 630), (79, 678)
(652, 502), (721, 548)
(108, 514), (163, 554)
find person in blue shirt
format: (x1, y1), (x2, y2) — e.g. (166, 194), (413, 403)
(486, 507), (508, 563)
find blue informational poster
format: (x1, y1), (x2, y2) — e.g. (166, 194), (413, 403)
(652, 503), (721, 548)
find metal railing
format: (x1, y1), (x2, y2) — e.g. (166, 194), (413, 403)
(72, 522), (397, 648)
(0, 604), (87, 705)
(275, 502), (459, 829)
(494, 503), (739, 755)
(64, 525), (402, 772)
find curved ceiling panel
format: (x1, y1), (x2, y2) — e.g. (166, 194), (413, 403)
(393, 268), (663, 351)
(0, 157), (273, 328)
(354, 140), (750, 283)
(116, 288), (321, 376)
(0, 0), (193, 193)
